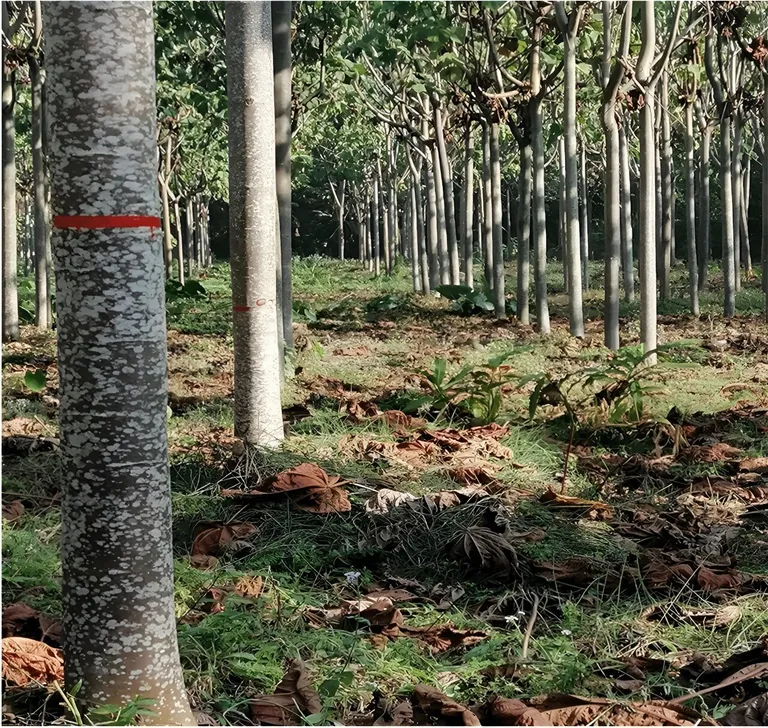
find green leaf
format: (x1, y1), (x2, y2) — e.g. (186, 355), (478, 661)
(305, 713), (328, 725)
(319, 678), (340, 697)
(433, 358), (447, 386)
(23, 369), (47, 393)
(339, 671), (355, 687)
(435, 284), (473, 300)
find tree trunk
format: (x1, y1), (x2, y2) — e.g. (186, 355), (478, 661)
(185, 201), (194, 278)
(272, 0), (293, 351)
(763, 73), (768, 317)
(481, 122), (494, 290)
(460, 125), (474, 289)
(372, 167), (381, 277)
(379, 158), (390, 274)
(431, 142), (450, 285)
(226, 1), (285, 446)
(433, 101), (460, 284)
(741, 153), (751, 274)
(44, 3), (195, 722)
(336, 180), (346, 260)
(637, 1), (658, 362)
(732, 109), (742, 291)
(659, 70), (673, 300)
(720, 115), (736, 318)
(531, 94), (550, 334)
(490, 121), (505, 318)
(160, 136), (173, 278)
(2, 49), (19, 341)
(408, 180), (420, 291)
(562, 27), (583, 335)
(364, 186), (373, 272)
(30, 56), (50, 330)
(619, 125), (634, 302)
(424, 141), (440, 289)
(684, 102), (699, 316)
(697, 120), (712, 289)
(517, 140), (532, 326)
(558, 136), (568, 292)
(579, 142), (589, 290)
(173, 198), (185, 286)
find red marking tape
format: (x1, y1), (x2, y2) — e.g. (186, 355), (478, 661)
(53, 215), (161, 230)
(232, 305), (251, 312)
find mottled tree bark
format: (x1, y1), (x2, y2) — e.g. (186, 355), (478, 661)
(530, 35), (550, 334)
(741, 153), (751, 275)
(517, 141), (532, 326)
(732, 107), (742, 291)
(659, 71), (673, 300)
(431, 142), (450, 285)
(372, 166), (381, 277)
(31, 55), (50, 329)
(696, 114), (712, 289)
(173, 198), (185, 286)
(684, 102), (699, 315)
(407, 148), (430, 294)
(460, 125), (474, 289)
(579, 143), (589, 290)
(272, 0), (293, 351)
(159, 134), (173, 278)
(433, 100), (460, 285)
(619, 125), (634, 302)
(227, 1), (284, 446)
(424, 140), (440, 289)
(185, 201), (194, 278)
(44, 3), (195, 722)
(481, 122), (494, 290)
(379, 157), (390, 274)
(490, 121), (505, 318)
(2, 20), (19, 341)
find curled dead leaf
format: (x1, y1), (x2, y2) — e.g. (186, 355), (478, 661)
(373, 700), (414, 726)
(1, 636), (64, 688)
(189, 554), (219, 570)
(539, 488), (612, 519)
(2, 603), (62, 646)
(249, 659), (323, 725)
(2, 500), (24, 523)
(678, 443), (743, 463)
(413, 684), (481, 726)
(191, 522), (257, 556)
(234, 574), (264, 598)
(739, 456), (768, 474)
(453, 526), (518, 574)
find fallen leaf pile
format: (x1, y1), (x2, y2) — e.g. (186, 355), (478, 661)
(189, 521), (258, 569)
(221, 463), (351, 514)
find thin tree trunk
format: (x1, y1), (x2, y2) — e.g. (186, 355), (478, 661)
(424, 140), (440, 289)
(409, 179), (420, 291)
(619, 124), (634, 302)
(44, 3), (195, 721)
(579, 142), (589, 290)
(226, 1), (285, 446)
(481, 122), (494, 290)
(30, 56), (49, 329)
(517, 140), (532, 326)
(697, 119), (712, 289)
(763, 73), (768, 317)
(2, 48), (19, 341)
(160, 135), (173, 278)
(558, 136), (568, 293)
(460, 125), (474, 288)
(659, 70), (673, 300)
(174, 198), (185, 286)
(637, 1), (658, 361)
(337, 180), (346, 260)
(433, 100), (460, 284)
(185, 201), (194, 278)
(732, 110), (742, 290)
(720, 115), (736, 317)
(562, 23), (583, 336)
(431, 142), (450, 285)
(372, 167), (381, 277)
(531, 94), (550, 332)
(741, 153), (751, 274)
(684, 102), (699, 315)
(364, 186), (373, 272)
(379, 158), (390, 274)
(490, 121), (505, 318)
(272, 0), (293, 351)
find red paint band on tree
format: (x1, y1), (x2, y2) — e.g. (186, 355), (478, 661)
(53, 215), (162, 229)
(232, 305), (251, 312)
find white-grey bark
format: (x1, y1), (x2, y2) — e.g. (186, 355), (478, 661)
(407, 147), (430, 294)
(684, 102), (699, 315)
(517, 140), (532, 326)
(619, 125), (634, 302)
(2, 15), (19, 341)
(579, 142), (589, 290)
(460, 125), (474, 289)
(173, 198), (184, 286)
(481, 122), (494, 289)
(226, 1), (284, 446)
(741, 152), (751, 274)
(185, 201), (194, 278)
(637, 0), (658, 360)
(272, 0), (292, 351)
(490, 121), (505, 319)
(530, 30), (550, 334)
(432, 142), (450, 285)
(433, 99), (460, 284)
(659, 70), (673, 300)
(379, 157), (390, 274)
(409, 179), (421, 291)
(763, 73), (768, 315)
(159, 134), (173, 278)
(372, 167), (381, 277)
(732, 108), (742, 291)
(555, 2), (584, 337)
(424, 139), (440, 289)
(696, 114), (712, 289)
(30, 55), (50, 329)
(44, 3), (195, 722)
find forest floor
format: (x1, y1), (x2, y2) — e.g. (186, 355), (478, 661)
(2, 259), (768, 726)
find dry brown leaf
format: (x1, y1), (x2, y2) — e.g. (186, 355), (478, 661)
(489, 697), (548, 725)
(2, 603), (62, 646)
(721, 693), (768, 726)
(295, 485), (351, 514)
(373, 700), (414, 726)
(194, 710), (219, 726)
(201, 588), (227, 615)
(190, 554), (219, 570)
(264, 462), (347, 493)
(539, 488), (612, 519)
(364, 588), (416, 603)
(679, 443), (743, 463)
(534, 559), (597, 586)
(191, 522), (257, 556)
(234, 575), (264, 598)
(400, 625), (487, 652)
(412, 684), (481, 726)
(365, 489), (419, 514)
(739, 456), (768, 474)
(249, 659), (323, 725)
(1, 636), (64, 688)
(453, 526), (518, 573)
(2, 500), (24, 523)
